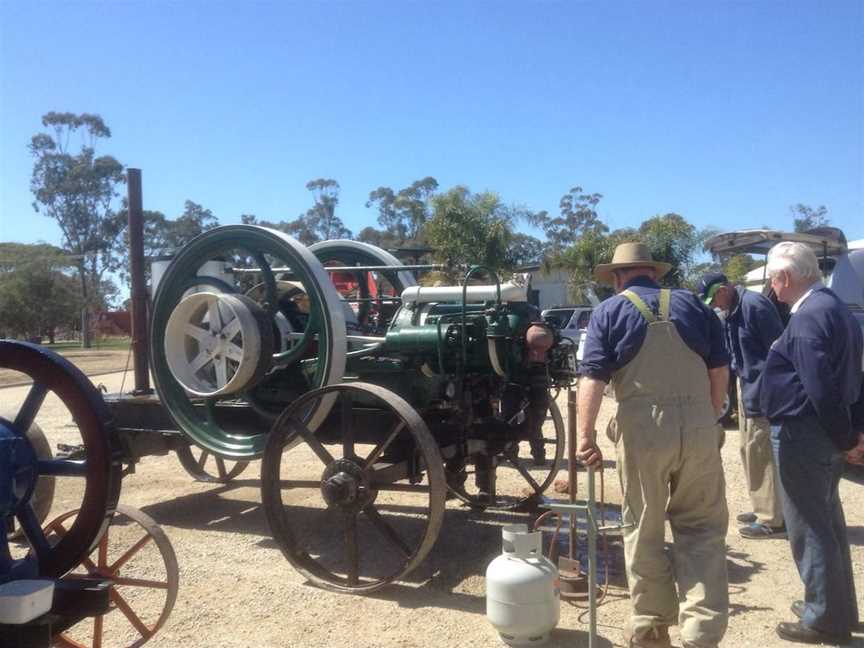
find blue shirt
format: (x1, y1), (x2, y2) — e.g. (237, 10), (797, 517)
(580, 276), (730, 383)
(725, 286), (785, 417)
(760, 286), (864, 450)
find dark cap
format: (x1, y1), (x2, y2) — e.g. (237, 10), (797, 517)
(697, 272), (729, 305)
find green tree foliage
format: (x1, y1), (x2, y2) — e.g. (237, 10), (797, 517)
(244, 180), (352, 245)
(425, 187), (513, 281)
(113, 200), (219, 283)
(29, 112), (125, 346)
(791, 204), (829, 232)
(355, 226), (399, 249)
(0, 243), (82, 342)
(551, 212), (709, 297)
(723, 254), (759, 285)
(554, 229), (628, 301)
(366, 177), (438, 244)
(637, 213), (700, 287)
(506, 233), (546, 267)
(529, 185), (608, 251)
(301, 178), (352, 242)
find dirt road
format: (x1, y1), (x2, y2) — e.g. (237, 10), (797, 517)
(3, 370), (862, 647)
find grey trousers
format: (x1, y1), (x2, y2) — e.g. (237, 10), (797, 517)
(771, 418), (859, 635)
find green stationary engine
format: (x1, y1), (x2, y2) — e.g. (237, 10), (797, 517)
(145, 225), (576, 590)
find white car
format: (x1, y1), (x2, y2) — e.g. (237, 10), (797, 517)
(541, 306), (594, 346)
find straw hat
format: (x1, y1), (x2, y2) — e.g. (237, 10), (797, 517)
(593, 242), (672, 285)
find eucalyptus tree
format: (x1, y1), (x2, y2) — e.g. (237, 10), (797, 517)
(29, 112), (125, 346)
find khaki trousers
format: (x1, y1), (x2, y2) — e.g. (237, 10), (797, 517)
(737, 383), (784, 527)
(611, 400), (729, 648)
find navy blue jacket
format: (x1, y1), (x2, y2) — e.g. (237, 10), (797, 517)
(760, 286), (864, 450)
(725, 287), (785, 417)
(580, 276), (729, 383)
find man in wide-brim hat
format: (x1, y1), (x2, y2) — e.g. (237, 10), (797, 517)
(576, 241), (731, 648)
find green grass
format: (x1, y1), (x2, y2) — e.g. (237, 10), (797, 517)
(44, 337), (132, 352)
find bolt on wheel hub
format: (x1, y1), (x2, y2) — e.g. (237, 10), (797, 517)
(320, 459), (372, 510)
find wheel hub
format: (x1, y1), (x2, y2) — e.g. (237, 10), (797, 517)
(320, 460), (371, 510)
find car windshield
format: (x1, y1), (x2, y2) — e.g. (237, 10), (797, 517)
(575, 311), (592, 328)
(544, 309), (575, 328)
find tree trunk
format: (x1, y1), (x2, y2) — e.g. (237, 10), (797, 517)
(78, 261), (92, 349)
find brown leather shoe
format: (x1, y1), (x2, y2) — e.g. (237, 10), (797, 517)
(776, 621), (850, 644)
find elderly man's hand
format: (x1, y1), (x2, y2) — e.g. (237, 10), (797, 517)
(576, 435), (603, 468)
(845, 433), (864, 465)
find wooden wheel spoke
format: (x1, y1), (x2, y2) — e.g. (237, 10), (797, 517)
(363, 505), (412, 558)
(109, 533), (154, 572)
(341, 392), (354, 459)
(98, 528), (109, 568)
(93, 613), (104, 648)
(294, 422), (334, 466)
(110, 588), (153, 638)
(113, 576), (170, 590)
(14, 382), (48, 431)
(216, 458), (227, 479)
(363, 422), (404, 470)
(196, 450), (210, 469)
(344, 513), (359, 586)
(81, 554), (99, 574)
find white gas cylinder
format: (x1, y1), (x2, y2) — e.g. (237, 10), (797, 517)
(486, 524), (559, 646)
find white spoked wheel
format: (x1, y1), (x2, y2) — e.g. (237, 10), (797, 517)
(164, 292), (271, 397)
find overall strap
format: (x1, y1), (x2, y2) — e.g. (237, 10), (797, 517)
(658, 289), (671, 321)
(620, 290), (656, 323)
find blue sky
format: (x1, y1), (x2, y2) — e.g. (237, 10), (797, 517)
(1, 1), (862, 248)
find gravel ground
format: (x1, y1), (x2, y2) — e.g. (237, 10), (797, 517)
(3, 369), (862, 648)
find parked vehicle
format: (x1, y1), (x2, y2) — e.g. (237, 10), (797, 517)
(541, 306), (594, 346)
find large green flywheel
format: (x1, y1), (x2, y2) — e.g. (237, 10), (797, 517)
(150, 226), (347, 459)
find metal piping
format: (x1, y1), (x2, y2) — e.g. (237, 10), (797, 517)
(127, 168), (152, 395)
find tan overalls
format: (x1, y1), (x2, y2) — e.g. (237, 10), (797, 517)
(609, 289), (729, 648)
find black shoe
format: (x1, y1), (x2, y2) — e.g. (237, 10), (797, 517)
(736, 512), (757, 524)
(739, 522), (787, 539)
(776, 621), (850, 644)
(791, 600), (862, 632)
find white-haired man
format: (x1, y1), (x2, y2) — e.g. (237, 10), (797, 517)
(760, 241), (864, 645)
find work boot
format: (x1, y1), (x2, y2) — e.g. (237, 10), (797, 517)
(625, 625), (671, 648)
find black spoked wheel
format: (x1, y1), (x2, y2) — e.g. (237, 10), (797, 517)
(3, 419), (56, 540)
(447, 400), (565, 511)
(0, 341), (122, 578)
(261, 383), (446, 593)
(174, 442), (250, 483)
